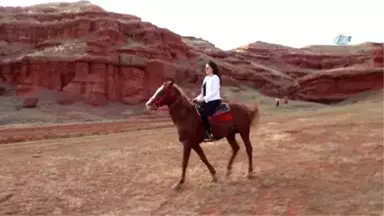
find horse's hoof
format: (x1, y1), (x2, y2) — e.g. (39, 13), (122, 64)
(225, 170), (232, 177)
(245, 172), (254, 179)
(172, 182), (182, 191)
(211, 176), (218, 183)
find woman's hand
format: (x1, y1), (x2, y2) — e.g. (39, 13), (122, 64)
(191, 96), (204, 103)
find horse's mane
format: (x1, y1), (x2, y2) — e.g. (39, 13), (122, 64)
(173, 84), (189, 98)
(173, 84), (194, 107)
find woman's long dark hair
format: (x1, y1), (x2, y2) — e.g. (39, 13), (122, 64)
(207, 60), (222, 84)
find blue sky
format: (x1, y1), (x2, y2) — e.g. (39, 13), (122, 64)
(3, 0), (383, 50)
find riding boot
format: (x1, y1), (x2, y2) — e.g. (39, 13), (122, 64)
(204, 130), (214, 142)
(203, 120), (214, 142)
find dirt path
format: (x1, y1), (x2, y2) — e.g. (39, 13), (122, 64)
(0, 103), (382, 215)
(0, 117), (172, 144)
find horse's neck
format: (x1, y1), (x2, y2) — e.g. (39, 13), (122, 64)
(168, 97), (194, 125)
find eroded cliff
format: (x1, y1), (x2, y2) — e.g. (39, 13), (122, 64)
(0, 1), (382, 105)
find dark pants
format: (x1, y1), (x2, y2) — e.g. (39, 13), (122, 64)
(199, 99), (221, 134)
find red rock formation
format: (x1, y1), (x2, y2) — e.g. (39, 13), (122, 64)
(295, 68), (383, 103)
(0, 2), (196, 106)
(211, 41), (383, 101)
(0, 1), (382, 105)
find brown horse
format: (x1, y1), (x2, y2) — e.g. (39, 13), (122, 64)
(145, 79), (260, 190)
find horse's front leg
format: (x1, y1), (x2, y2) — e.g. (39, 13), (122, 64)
(172, 142), (192, 191)
(192, 144), (217, 182)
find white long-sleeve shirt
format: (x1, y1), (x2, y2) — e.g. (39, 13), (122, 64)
(199, 74), (221, 102)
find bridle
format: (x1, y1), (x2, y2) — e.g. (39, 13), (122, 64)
(152, 87), (182, 109)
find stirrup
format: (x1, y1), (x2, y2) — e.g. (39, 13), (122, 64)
(204, 132), (215, 142)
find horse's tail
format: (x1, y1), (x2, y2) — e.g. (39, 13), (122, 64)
(249, 104), (260, 128)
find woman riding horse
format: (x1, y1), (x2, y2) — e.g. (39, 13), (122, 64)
(192, 60), (222, 141)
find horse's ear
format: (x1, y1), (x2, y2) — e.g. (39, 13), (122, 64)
(164, 77), (174, 87)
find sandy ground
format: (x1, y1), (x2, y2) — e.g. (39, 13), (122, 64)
(0, 90), (382, 215)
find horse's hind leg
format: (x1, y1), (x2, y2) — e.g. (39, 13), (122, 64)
(192, 144), (217, 182)
(225, 133), (240, 177)
(239, 131), (254, 179)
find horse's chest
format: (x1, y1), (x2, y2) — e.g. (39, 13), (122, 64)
(176, 125), (196, 142)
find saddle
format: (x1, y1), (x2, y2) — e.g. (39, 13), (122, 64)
(195, 102), (231, 117)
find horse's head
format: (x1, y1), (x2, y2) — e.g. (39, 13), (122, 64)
(145, 78), (180, 110)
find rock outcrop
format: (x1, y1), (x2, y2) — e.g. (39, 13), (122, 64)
(0, 1), (383, 105)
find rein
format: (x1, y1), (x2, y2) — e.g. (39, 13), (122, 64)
(152, 89), (183, 110)
(168, 95), (182, 109)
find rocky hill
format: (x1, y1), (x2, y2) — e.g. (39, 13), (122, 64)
(0, 1), (383, 106)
